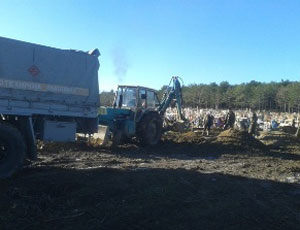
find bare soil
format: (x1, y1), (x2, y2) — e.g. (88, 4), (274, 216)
(1, 129), (300, 230)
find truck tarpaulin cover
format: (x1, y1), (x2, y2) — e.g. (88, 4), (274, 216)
(0, 36), (100, 117)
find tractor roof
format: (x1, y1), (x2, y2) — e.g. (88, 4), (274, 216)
(117, 85), (157, 92)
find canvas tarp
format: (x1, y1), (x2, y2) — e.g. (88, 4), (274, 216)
(0, 36), (100, 117)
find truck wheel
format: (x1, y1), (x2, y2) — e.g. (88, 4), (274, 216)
(139, 114), (163, 146)
(0, 123), (26, 179)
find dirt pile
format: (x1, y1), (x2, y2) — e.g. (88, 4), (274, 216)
(258, 131), (299, 150)
(211, 129), (266, 150)
(162, 129), (267, 152)
(162, 131), (208, 144)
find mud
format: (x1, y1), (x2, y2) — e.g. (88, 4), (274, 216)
(1, 130), (300, 230)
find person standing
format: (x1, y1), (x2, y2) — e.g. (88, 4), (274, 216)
(224, 108), (235, 129)
(203, 112), (213, 136)
(249, 111), (258, 135)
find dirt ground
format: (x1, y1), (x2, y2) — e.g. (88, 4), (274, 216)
(1, 129), (300, 230)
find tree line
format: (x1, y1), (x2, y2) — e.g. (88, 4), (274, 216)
(100, 80), (300, 112)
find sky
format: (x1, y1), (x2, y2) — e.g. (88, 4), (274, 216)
(1, 0), (300, 91)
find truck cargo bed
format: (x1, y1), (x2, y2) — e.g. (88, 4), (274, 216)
(0, 37), (100, 118)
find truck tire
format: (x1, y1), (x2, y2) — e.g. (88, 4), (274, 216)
(138, 113), (163, 146)
(0, 123), (26, 179)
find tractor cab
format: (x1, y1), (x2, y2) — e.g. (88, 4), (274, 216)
(98, 85), (162, 146)
(113, 85), (160, 113)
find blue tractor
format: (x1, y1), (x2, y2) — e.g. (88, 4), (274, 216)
(98, 76), (185, 146)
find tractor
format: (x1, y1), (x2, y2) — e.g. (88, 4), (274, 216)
(98, 76), (185, 146)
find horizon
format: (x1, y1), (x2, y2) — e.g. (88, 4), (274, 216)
(100, 78), (298, 92)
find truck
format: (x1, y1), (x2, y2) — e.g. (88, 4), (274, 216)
(0, 36), (100, 178)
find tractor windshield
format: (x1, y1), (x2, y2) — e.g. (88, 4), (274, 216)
(115, 87), (137, 108)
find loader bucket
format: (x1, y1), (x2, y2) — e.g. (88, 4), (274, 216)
(89, 125), (110, 146)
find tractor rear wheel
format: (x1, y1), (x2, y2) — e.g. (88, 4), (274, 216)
(138, 113), (163, 146)
(0, 123), (26, 179)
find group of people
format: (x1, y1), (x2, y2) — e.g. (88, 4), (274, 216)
(166, 108), (258, 135)
(202, 108), (236, 136)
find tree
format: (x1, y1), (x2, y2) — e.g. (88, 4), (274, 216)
(100, 90), (115, 106)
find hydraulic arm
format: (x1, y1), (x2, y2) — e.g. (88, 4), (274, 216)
(158, 76), (184, 120)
